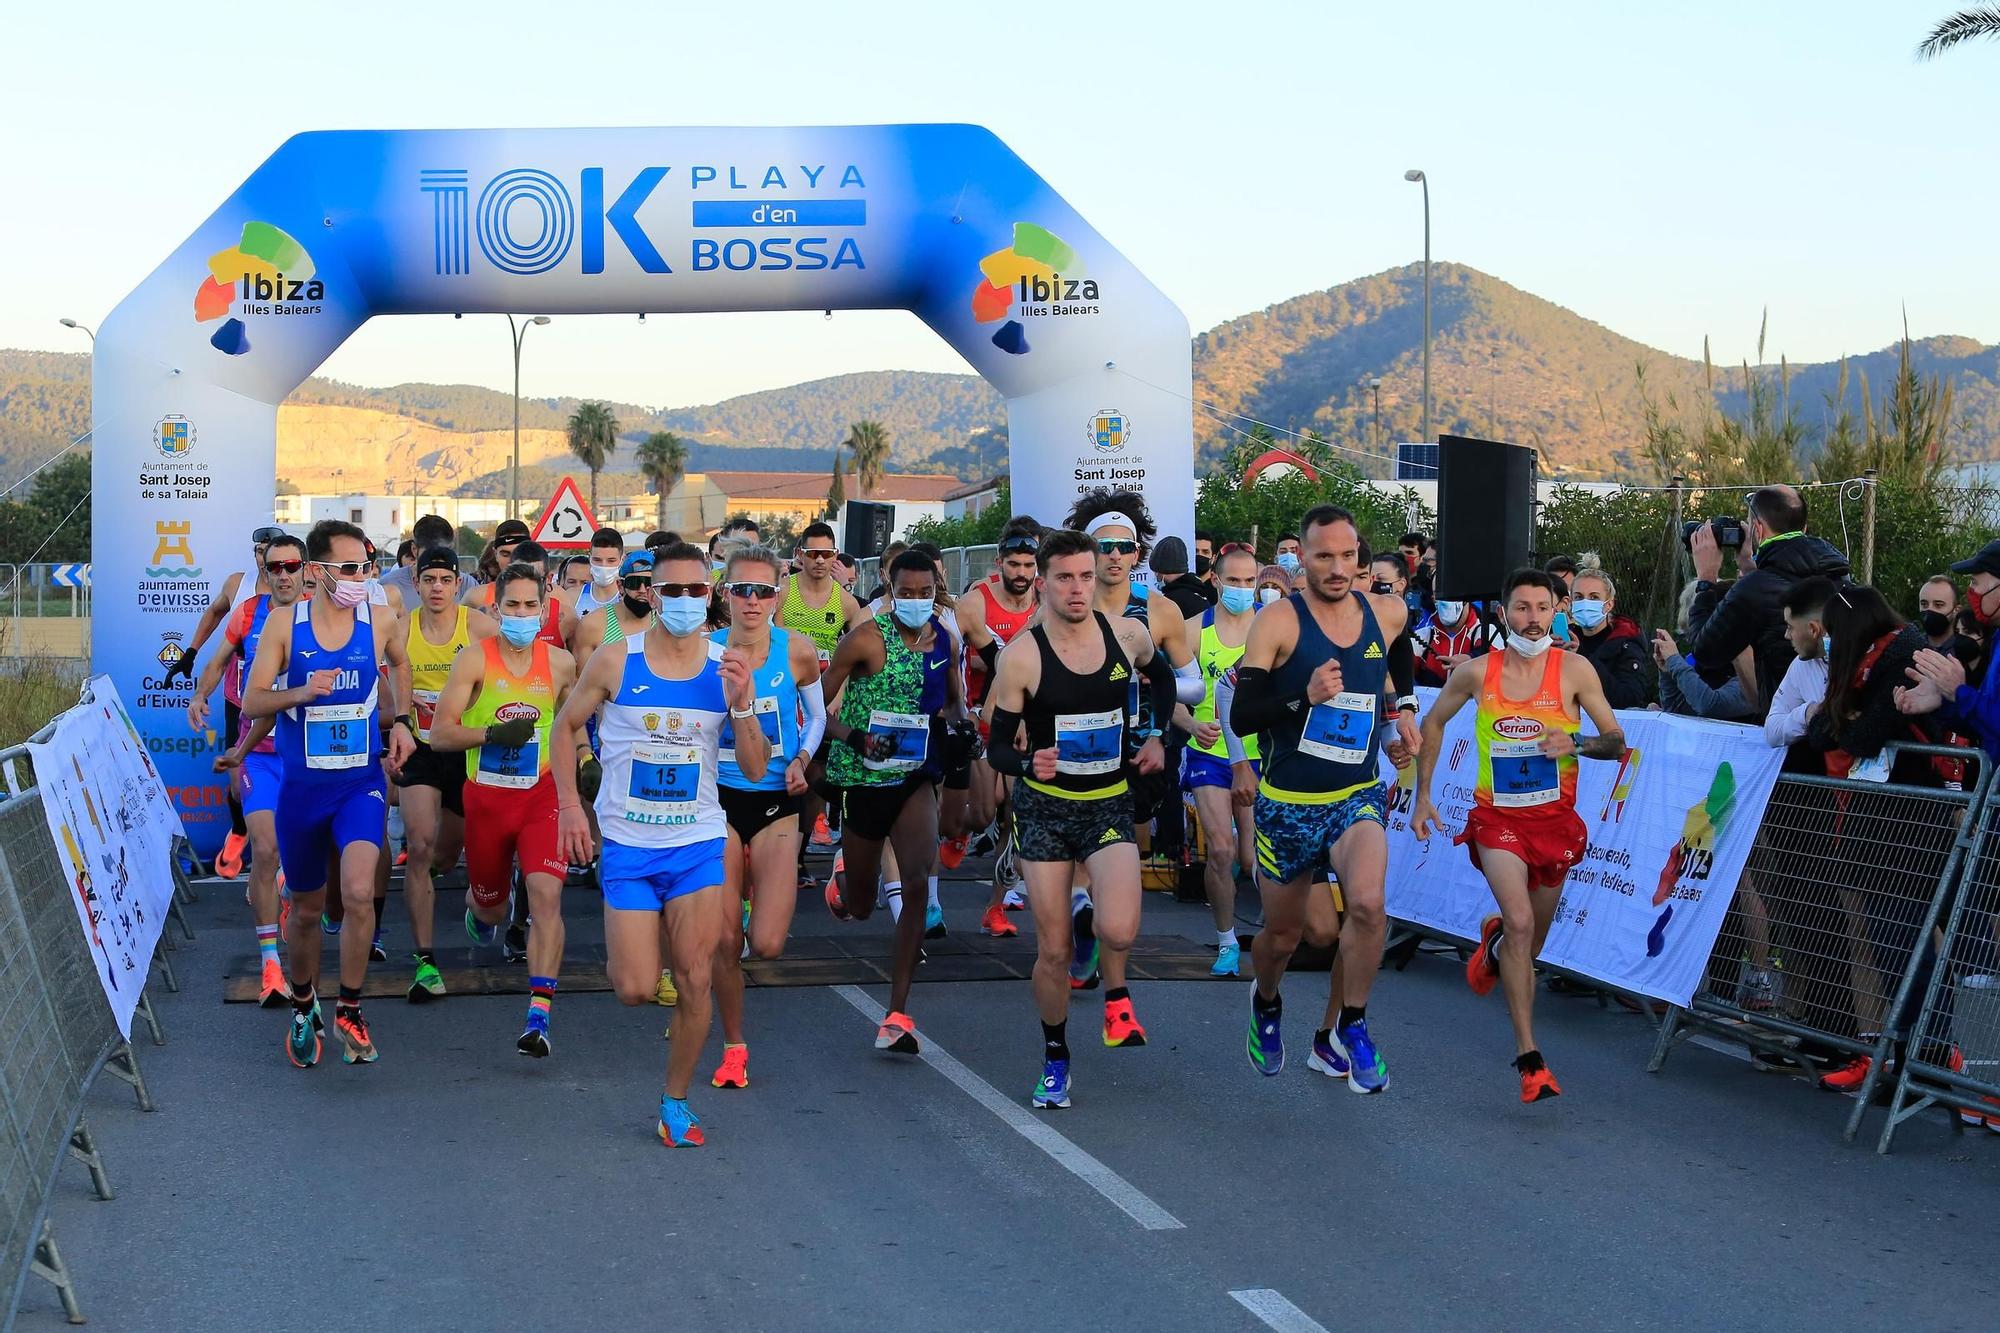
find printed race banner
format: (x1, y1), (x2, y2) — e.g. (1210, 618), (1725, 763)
(1382, 690), (1784, 1006)
(27, 677), (185, 1039)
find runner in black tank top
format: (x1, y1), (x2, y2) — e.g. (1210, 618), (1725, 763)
(984, 530), (1178, 1110)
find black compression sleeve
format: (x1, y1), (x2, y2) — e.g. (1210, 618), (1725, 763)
(1230, 666), (1305, 736)
(1142, 647), (1176, 733)
(1389, 632), (1415, 698)
(977, 639), (999, 673)
(985, 706), (1028, 777)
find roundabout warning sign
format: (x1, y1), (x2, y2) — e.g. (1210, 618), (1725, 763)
(529, 476), (598, 549)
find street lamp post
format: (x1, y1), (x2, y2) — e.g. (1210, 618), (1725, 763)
(58, 318), (95, 344)
(1369, 376), (1383, 454)
(1403, 169), (1431, 444)
(507, 315), (552, 521)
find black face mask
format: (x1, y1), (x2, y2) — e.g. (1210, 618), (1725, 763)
(1370, 581), (1395, 596)
(1194, 555), (1212, 578)
(622, 594), (653, 618)
(1920, 610), (1952, 638)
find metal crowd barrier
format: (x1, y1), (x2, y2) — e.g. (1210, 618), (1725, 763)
(0, 697), (184, 1330)
(1646, 743), (1991, 1144)
(1881, 778), (2000, 1152)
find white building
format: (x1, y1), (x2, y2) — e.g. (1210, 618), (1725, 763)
(274, 493), (510, 551)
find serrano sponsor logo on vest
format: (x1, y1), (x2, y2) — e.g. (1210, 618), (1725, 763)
(495, 700), (543, 723)
(1493, 715), (1544, 741)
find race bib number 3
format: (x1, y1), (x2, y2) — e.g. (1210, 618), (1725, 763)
(1297, 691), (1376, 766)
(720, 695), (784, 765)
(304, 701), (372, 771)
(1491, 738), (1559, 808)
(626, 745), (700, 824)
(864, 710), (929, 773)
(1055, 708), (1122, 776)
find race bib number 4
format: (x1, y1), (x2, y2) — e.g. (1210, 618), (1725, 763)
(626, 744), (700, 825)
(864, 710), (929, 773)
(1055, 708), (1122, 776)
(720, 695), (784, 765)
(303, 701), (372, 771)
(1297, 691), (1376, 766)
(1490, 738), (1559, 808)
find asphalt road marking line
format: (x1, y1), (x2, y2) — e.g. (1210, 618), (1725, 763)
(832, 984), (1185, 1232)
(1229, 1288), (1331, 1332)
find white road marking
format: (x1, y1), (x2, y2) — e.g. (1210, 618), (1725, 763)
(832, 984), (1184, 1231)
(1229, 1288), (1331, 1333)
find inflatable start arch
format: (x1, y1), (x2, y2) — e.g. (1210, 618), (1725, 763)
(91, 125), (1193, 850)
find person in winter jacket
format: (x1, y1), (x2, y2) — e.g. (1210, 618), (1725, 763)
(1686, 485), (1850, 720)
(1569, 568), (1651, 710)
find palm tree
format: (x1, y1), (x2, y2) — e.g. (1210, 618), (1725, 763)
(844, 420), (889, 496)
(635, 430), (688, 531)
(565, 401), (620, 513)
(824, 448), (847, 520)
(1919, 7), (2000, 57)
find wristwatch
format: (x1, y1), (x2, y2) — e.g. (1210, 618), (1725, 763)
(1693, 579), (1715, 593)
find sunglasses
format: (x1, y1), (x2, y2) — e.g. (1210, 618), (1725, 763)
(251, 525), (286, 545)
(999, 537), (1040, 555)
(265, 558), (304, 574)
(1096, 539), (1139, 556)
(727, 581), (779, 601)
(798, 547), (837, 560)
(315, 561), (370, 577)
(651, 581), (711, 599)
(1219, 542), (1254, 556)
(620, 574), (652, 592)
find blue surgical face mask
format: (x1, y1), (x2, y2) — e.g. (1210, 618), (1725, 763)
(1569, 599), (1606, 631)
(660, 596), (709, 637)
(1275, 552), (1301, 575)
(1219, 585), (1257, 615)
(1434, 600), (1467, 625)
(499, 614), (539, 648)
(893, 597), (933, 629)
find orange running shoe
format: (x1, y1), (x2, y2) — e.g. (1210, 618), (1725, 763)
(1520, 1064), (1563, 1103)
(257, 958), (290, 1009)
(1103, 997), (1148, 1047)
(1817, 1055), (1872, 1093)
(938, 833), (969, 870)
(980, 903), (1018, 938)
(1466, 915), (1503, 998)
(825, 853), (854, 922)
(334, 1008), (378, 1065)
(711, 1043), (750, 1089)
(875, 1011), (920, 1054)
(215, 830), (248, 879)
(810, 812), (836, 848)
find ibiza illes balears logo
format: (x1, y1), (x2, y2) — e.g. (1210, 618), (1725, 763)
(969, 222), (1101, 357)
(192, 221), (323, 356)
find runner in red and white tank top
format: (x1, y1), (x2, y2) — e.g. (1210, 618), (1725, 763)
(955, 527), (1045, 931)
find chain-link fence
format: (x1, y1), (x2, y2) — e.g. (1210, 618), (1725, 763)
(0, 687), (175, 1330)
(856, 543), (999, 602)
(1647, 744), (1989, 1143)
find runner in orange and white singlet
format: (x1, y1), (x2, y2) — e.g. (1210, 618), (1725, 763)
(1412, 567), (1625, 1104)
(954, 518), (1043, 933)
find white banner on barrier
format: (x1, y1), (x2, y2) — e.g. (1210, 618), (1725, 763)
(1381, 689), (1785, 1007)
(27, 677), (185, 1039)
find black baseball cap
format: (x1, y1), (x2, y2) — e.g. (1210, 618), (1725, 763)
(1951, 540), (2000, 580)
(417, 547), (459, 576)
(493, 519), (531, 544)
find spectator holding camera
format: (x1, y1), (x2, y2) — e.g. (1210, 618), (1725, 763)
(1686, 485), (1850, 719)
(1568, 559), (1650, 710)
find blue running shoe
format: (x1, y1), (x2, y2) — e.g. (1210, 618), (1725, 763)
(285, 1009), (321, 1068)
(658, 1095), (705, 1148)
(1246, 999), (1284, 1077)
(925, 900), (947, 940)
(465, 908), (498, 946)
(1032, 1058), (1072, 1109)
(1306, 1030), (1351, 1080)
(1069, 937), (1101, 989)
(1332, 1018), (1389, 1094)
(1212, 942), (1242, 978)
(320, 913), (342, 937)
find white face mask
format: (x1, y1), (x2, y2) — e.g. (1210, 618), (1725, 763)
(590, 564), (618, 587)
(1257, 587), (1283, 607)
(1509, 630), (1553, 658)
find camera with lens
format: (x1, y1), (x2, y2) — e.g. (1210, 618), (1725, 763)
(1680, 515), (1747, 553)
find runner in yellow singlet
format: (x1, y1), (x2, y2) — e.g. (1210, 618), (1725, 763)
(390, 547), (494, 1000)
(1181, 544), (1261, 977)
(779, 522), (865, 860)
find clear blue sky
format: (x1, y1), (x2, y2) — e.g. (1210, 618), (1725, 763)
(6, 0), (1993, 411)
